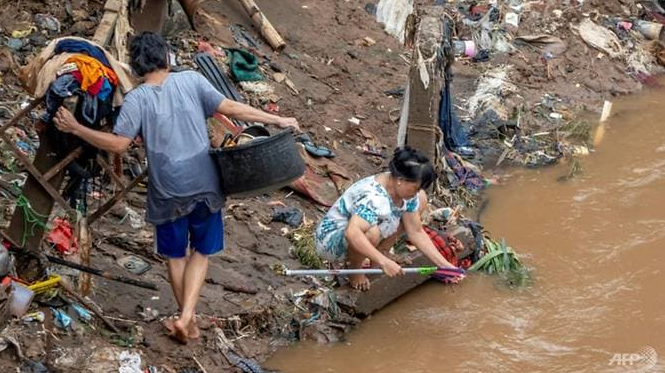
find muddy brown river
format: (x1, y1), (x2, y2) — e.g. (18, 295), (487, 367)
(266, 87), (665, 372)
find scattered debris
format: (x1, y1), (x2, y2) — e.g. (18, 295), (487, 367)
(272, 206), (304, 227)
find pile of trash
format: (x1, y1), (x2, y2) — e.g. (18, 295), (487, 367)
(431, 0), (665, 167)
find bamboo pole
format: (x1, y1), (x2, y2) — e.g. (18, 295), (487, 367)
(237, 0), (286, 51)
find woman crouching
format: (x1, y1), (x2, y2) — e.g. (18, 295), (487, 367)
(315, 147), (458, 290)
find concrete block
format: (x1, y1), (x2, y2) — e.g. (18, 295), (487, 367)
(335, 251), (433, 317)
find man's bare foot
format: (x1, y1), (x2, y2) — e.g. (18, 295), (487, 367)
(349, 274), (370, 291)
(164, 317), (200, 340)
(188, 320), (201, 340)
(169, 318), (189, 344)
(163, 318), (176, 333)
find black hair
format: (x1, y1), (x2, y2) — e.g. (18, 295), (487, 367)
(388, 146), (437, 189)
(129, 32), (169, 77)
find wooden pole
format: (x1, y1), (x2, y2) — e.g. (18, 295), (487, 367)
(237, 0), (286, 51)
(76, 218), (92, 295)
(88, 169), (147, 224)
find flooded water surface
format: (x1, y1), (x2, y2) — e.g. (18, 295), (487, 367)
(267, 87), (665, 372)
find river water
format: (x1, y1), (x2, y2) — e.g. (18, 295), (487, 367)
(266, 87), (665, 372)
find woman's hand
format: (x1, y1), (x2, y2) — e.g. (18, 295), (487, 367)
(379, 257), (403, 277)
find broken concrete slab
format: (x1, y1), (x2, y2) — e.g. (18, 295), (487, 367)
(335, 251), (432, 317)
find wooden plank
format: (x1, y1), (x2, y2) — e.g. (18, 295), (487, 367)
(405, 7), (446, 161)
(104, 0), (123, 12)
(5, 133), (70, 248)
(0, 98), (43, 136)
(43, 147), (83, 181)
(0, 133), (76, 218)
(96, 154), (126, 189)
(93, 11), (120, 46)
(88, 169), (147, 224)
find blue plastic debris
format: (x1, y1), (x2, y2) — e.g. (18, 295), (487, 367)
(71, 303), (93, 323)
(51, 308), (72, 329)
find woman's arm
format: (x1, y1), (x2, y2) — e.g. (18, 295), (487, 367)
(402, 193), (458, 269)
(345, 215), (403, 276)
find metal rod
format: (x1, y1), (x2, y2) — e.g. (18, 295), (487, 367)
(284, 267), (438, 276)
(45, 254), (158, 290)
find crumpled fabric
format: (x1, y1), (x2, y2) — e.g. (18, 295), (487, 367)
(46, 217), (78, 255)
(66, 54), (118, 92)
(288, 144), (352, 206)
(439, 78), (469, 150)
(272, 206), (303, 227)
(118, 350), (142, 373)
(42, 74), (79, 122)
(54, 39), (111, 67)
(19, 36), (135, 106)
(42, 74), (100, 126)
(226, 48), (263, 82)
(444, 153), (485, 192)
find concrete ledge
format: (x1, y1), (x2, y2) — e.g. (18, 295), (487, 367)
(335, 251), (432, 317)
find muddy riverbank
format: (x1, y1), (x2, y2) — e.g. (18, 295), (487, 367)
(1, 0), (664, 372)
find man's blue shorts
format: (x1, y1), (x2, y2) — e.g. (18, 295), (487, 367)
(155, 201), (224, 258)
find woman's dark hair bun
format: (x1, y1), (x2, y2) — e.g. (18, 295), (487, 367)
(388, 146), (436, 189)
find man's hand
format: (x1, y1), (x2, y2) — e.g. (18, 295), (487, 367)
(379, 257), (403, 277)
(277, 117), (300, 132)
(53, 107), (81, 135)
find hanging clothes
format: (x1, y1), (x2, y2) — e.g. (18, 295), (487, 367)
(66, 54), (118, 92)
(98, 78), (112, 101)
(42, 74), (80, 123)
(19, 36), (135, 106)
(54, 39), (111, 67)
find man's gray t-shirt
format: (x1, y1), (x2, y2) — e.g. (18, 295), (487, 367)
(114, 71), (225, 225)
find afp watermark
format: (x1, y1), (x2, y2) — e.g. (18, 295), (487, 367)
(608, 346), (658, 372)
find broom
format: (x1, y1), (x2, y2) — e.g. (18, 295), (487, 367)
(281, 266), (466, 283)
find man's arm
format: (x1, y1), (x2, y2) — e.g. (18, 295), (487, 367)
(217, 99), (300, 131)
(53, 107), (132, 154)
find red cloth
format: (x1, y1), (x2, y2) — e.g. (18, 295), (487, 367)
(46, 218), (78, 255)
(424, 226), (460, 267)
(72, 67), (107, 96)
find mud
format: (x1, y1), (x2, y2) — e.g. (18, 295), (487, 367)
(0, 0), (662, 371)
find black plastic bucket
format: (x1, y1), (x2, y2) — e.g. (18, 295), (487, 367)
(210, 129), (305, 197)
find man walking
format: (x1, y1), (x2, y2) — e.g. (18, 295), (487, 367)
(53, 32), (299, 343)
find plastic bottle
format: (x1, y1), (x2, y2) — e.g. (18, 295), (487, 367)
(453, 40), (477, 58)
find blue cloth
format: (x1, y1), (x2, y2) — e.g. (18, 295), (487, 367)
(55, 39), (111, 67)
(438, 79), (469, 150)
(155, 201), (224, 258)
(113, 71), (226, 225)
(42, 74), (79, 122)
(98, 78), (112, 101)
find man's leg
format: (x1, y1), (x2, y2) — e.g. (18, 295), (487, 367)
(172, 251), (209, 341)
(167, 258), (187, 308)
(171, 202), (224, 342)
(155, 217), (190, 342)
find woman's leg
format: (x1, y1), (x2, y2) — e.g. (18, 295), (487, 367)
(347, 226), (381, 291)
